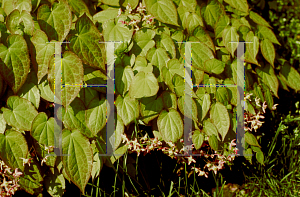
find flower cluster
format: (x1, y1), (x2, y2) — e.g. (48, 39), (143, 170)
(0, 159), (22, 196)
(118, 3), (155, 31)
(244, 93), (279, 132)
(121, 133), (238, 178)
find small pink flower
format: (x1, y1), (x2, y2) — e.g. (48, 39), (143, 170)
(13, 168), (22, 178)
(262, 101), (267, 113)
(272, 104), (279, 110)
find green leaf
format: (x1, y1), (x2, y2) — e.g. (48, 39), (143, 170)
(133, 56), (153, 74)
(245, 31), (259, 65)
(201, 0), (224, 29)
(245, 100), (255, 115)
(214, 15), (230, 39)
(37, 0), (72, 42)
(179, 0), (197, 12)
(2, 0), (32, 15)
(244, 148), (252, 164)
(31, 112), (58, 167)
(193, 26), (215, 52)
(223, 26), (239, 57)
(48, 51), (84, 107)
(162, 91), (177, 110)
(91, 143), (103, 181)
(249, 11), (271, 28)
(256, 151), (264, 165)
(0, 112), (6, 134)
(177, 96), (198, 122)
(261, 82), (274, 111)
(203, 75), (217, 94)
(190, 42), (214, 70)
(17, 81), (40, 109)
(196, 93), (211, 121)
(68, 14), (106, 72)
(208, 134), (218, 151)
(157, 33), (176, 59)
(146, 47), (170, 72)
(108, 114), (125, 151)
(140, 96), (163, 124)
(224, 0), (248, 13)
(257, 25), (280, 45)
(93, 8), (119, 23)
(85, 97), (108, 136)
(260, 39), (275, 67)
(204, 58), (225, 74)
(192, 130), (204, 150)
(129, 71), (159, 99)
(185, 13), (204, 34)
(18, 161), (43, 195)
(6, 9), (34, 36)
(131, 28), (156, 57)
(245, 131), (260, 147)
(45, 168), (66, 197)
(145, 0), (178, 26)
(210, 102), (230, 141)
(63, 97), (93, 138)
(83, 64), (107, 93)
(0, 34), (30, 94)
(2, 96), (38, 131)
(77, 88), (98, 107)
(101, 0), (119, 6)
(157, 109), (183, 143)
(30, 30), (55, 83)
(38, 75), (54, 103)
(256, 64), (279, 98)
(62, 129), (93, 194)
(0, 129), (28, 172)
(115, 64), (134, 96)
(203, 119), (219, 139)
(162, 59), (184, 91)
(216, 87), (229, 105)
(115, 93), (139, 126)
(279, 63), (300, 92)
(66, 0), (90, 17)
(102, 18), (133, 54)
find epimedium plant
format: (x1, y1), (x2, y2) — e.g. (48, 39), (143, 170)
(0, 0), (299, 196)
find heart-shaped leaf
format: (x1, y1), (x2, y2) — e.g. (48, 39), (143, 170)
(6, 9), (34, 36)
(63, 97), (93, 138)
(31, 112), (58, 167)
(115, 65), (134, 96)
(68, 14), (106, 73)
(86, 96), (109, 136)
(0, 129), (28, 172)
(48, 51), (84, 107)
(145, 0), (178, 26)
(210, 102), (230, 141)
(140, 96), (163, 124)
(129, 71), (159, 99)
(0, 34), (30, 94)
(223, 26), (239, 57)
(132, 28), (156, 57)
(192, 130), (204, 150)
(2, 96), (38, 131)
(224, 0), (248, 13)
(62, 129), (93, 194)
(37, 0), (72, 41)
(115, 93), (139, 126)
(30, 30), (55, 83)
(157, 109), (183, 143)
